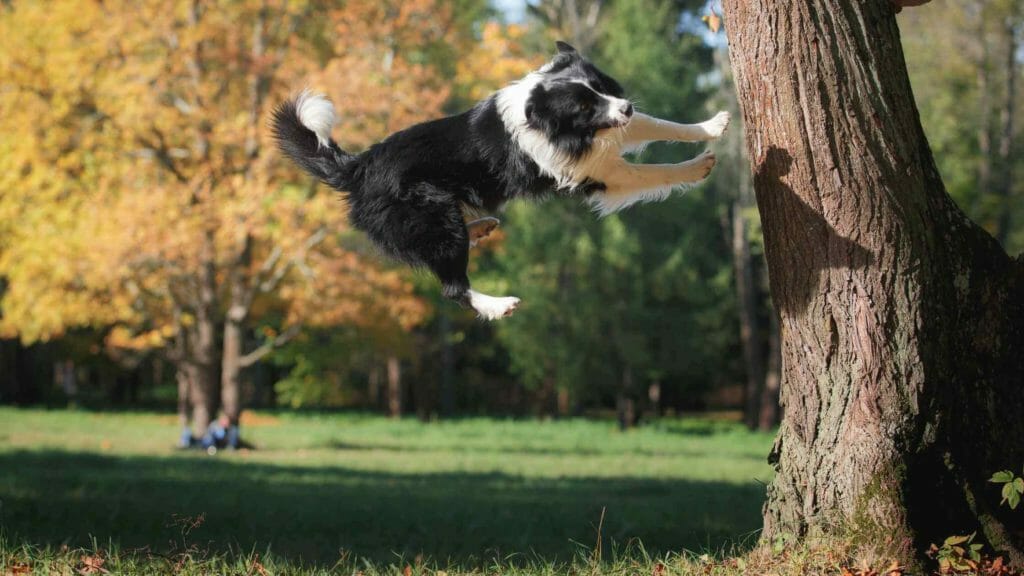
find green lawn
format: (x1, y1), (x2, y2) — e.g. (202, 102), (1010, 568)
(0, 408), (773, 571)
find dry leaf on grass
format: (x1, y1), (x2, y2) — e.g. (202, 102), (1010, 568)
(4, 561), (31, 576)
(78, 555), (108, 575)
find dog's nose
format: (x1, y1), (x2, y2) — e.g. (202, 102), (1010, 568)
(621, 102), (634, 118)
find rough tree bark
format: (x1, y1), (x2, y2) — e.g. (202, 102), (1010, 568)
(722, 0), (1024, 564)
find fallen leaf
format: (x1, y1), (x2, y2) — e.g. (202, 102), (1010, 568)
(403, 565), (412, 576)
(78, 555), (108, 575)
(5, 561), (31, 575)
(652, 562), (666, 576)
(701, 10), (722, 33)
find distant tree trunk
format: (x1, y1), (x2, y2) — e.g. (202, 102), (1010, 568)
(647, 380), (661, 416)
(732, 197), (764, 430)
(221, 319), (243, 427)
(757, 309), (781, 431)
(368, 365), (380, 410)
(176, 367), (191, 431)
(976, 9), (993, 206)
(994, 17), (1018, 246)
(219, 316), (243, 449)
(186, 359), (217, 437)
(557, 387), (571, 417)
(616, 366), (636, 430)
(723, 0), (1024, 565)
(386, 355), (402, 418)
(439, 311), (456, 417)
(190, 231), (220, 436)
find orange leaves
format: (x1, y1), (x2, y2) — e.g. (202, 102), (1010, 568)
(455, 22), (543, 103)
(702, 9), (722, 34)
(0, 0), (437, 353)
(840, 559), (904, 576)
(317, 0), (459, 150)
(77, 555), (108, 575)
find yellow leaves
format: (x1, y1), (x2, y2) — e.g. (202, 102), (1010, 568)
(702, 9), (722, 34)
(0, 0), (535, 358)
(455, 22), (543, 103)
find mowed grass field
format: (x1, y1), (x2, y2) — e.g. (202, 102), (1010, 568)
(0, 408), (773, 570)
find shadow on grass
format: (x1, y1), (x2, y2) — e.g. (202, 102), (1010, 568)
(320, 440), (754, 459)
(0, 450), (765, 567)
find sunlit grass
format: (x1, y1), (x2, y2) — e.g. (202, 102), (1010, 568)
(0, 408), (774, 572)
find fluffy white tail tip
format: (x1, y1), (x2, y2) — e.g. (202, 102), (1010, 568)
(296, 90), (336, 148)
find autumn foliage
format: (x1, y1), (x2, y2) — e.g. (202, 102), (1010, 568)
(0, 0), (520, 435)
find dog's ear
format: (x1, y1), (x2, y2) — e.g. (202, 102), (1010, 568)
(525, 84), (558, 134)
(543, 42), (580, 73)
(555, 41), (577, 54)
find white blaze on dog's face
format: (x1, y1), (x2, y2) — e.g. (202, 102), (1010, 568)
(495, 41), (633, 188)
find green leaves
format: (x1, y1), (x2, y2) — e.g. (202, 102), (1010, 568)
(988, 467), (1024, 510)
(990, 470), (1014, 483)
(929, 532), (984, 573)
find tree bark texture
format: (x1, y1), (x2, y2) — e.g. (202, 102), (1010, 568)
(722, 0), (1024, 563)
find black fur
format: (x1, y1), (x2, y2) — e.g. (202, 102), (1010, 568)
(271, 43), (628, 310)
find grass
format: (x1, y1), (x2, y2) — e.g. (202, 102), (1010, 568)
(0, 408), (775, 573)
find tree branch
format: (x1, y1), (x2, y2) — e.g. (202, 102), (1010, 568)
(238, 324), (301, 368)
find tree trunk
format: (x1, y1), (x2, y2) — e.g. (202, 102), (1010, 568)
(722, 0), (1024, 565)
(368, 364), (380, 411)
(557, 387), (571, 417)
(994, 17), (1018, 246)
(190, 230), (220, 436)
(976, 12), (993, 208)
(733, 197), (764, 430)
(439, 310), (456, 417)
(186, 359), (217, 437)
(176, 366), (191, 430)
(758, 309), (781, 432)
(220, 317), (243, 448)
(616, 366), (635, 430)
(386, 355), (402, 418)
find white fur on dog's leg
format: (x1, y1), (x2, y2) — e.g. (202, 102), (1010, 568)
(468, 290), (520, 320)
(699, 111), (730, 139)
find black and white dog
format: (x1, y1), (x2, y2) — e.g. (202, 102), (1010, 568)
(272, 42), (729, 320)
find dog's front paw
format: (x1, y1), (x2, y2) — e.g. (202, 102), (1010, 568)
(470, 291), (520, 321)
(702, 111), (730, 139)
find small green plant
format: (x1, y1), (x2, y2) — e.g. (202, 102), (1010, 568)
(927, 532), (984, 573)
(989, 467), (1024, 510)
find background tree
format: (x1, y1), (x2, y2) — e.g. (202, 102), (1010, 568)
(0, 0), (431, 441)
(721, 0), (1024, 565)
(490, 0), (740, 422)
(900, 0), (1022, 252)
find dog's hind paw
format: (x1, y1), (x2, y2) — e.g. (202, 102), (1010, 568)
(701, 111), (730, 139)
(469, 290), (520, 320)
(468, 217), (500, 247)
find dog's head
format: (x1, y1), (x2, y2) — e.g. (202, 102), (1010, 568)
(523, 42), (633, 159)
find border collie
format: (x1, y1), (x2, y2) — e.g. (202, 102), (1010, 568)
(272, 42), (729, 320)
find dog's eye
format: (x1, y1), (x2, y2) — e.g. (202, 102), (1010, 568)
(578, 102), (592, 112)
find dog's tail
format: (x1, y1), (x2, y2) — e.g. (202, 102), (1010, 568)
(271, 90), (356, 190)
